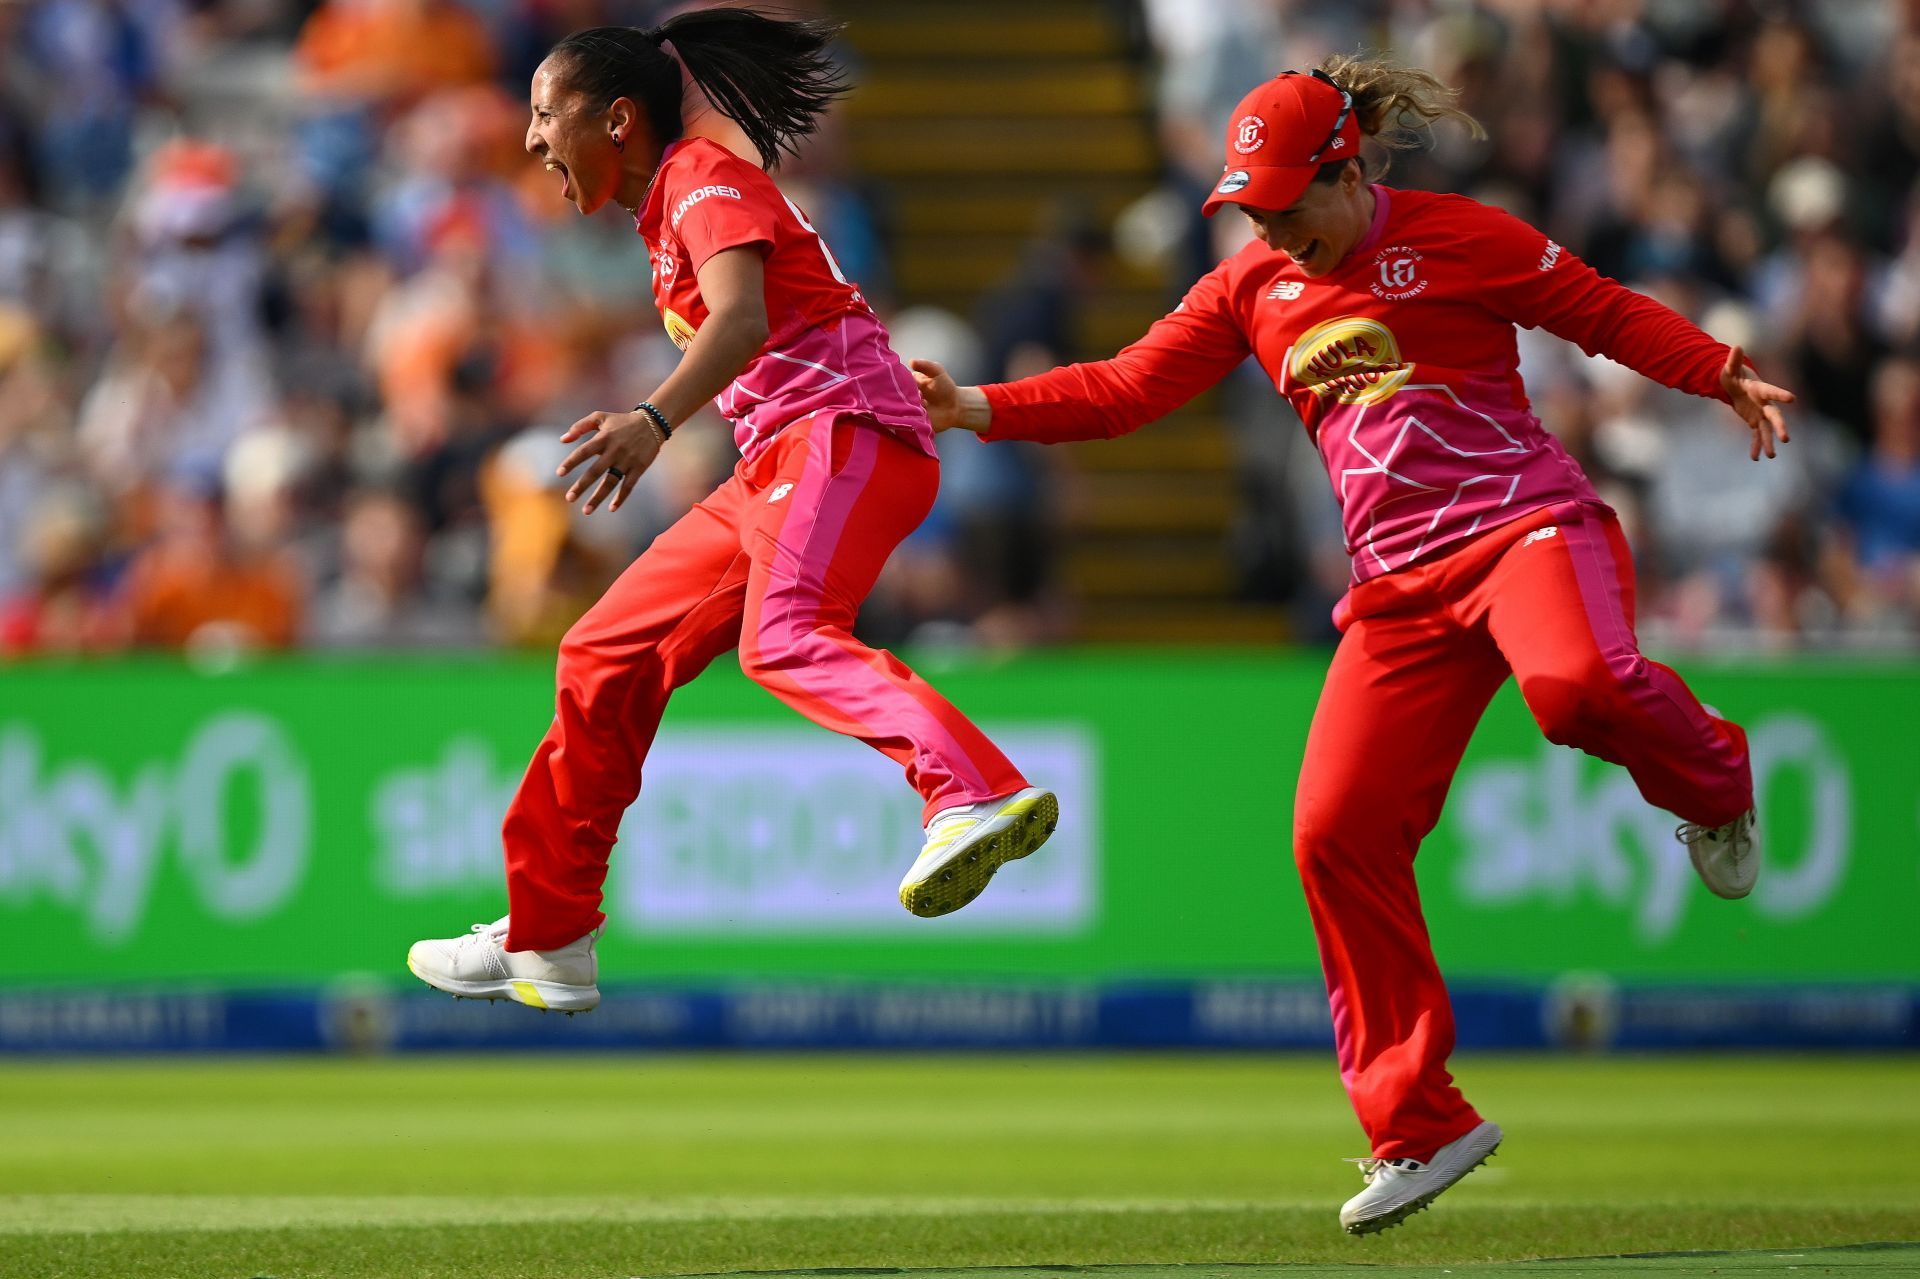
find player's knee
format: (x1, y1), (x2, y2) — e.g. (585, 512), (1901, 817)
(739, 623), (808, 683)
(555, 614), (647, 692)
(1518, 665), (1622, 745)
(556, 619), (604, 680)
(1292, 795), (1361, 880)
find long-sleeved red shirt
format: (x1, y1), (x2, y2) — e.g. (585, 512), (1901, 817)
(982, 185), (1732, 583)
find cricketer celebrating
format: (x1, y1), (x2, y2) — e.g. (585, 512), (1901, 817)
(407, 9), (1057, 1018)
(914, 55), (1792, 1235)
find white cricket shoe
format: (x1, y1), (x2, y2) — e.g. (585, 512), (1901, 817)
(898, 787), (1059, 918)
(1675, 807), (1759, 899)
(406, 916), (601, 1013)
(1339, 1119), (1503, 1236)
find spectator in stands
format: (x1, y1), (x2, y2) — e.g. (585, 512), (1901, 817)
(309, 487), (481, 648)
(0, 483), (123, 656)
(13, 0), (169, 212)
(1836, 355), (1920, 599)
(0, 306), (73, 604)
(120, 471), (304, 653)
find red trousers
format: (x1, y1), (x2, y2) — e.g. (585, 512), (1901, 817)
(501, 415), (1029, 951)
(1295, 502), (1752, 1159)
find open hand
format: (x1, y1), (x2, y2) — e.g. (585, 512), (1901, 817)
(557, 409), (664, 514)
(1719, 344), (1795, 461)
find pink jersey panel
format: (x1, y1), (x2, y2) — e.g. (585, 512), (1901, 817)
(719, 310), (935, 465)
(1313, 377), (1596, 580)
(636, 140), (934, 464)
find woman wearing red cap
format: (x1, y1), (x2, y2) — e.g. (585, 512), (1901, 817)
(915, 55), (1792, 1235)
(406, 9), (1059, 1016)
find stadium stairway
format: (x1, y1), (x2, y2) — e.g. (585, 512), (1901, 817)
(838, 1), (1292, 644)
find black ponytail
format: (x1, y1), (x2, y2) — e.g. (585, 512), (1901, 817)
(547, 9), (849, 171)
(658, 8), (849, 169)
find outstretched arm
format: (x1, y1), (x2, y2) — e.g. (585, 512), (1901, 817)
(1478, 202), (1795, 461)
(912, 265), (1252, 445)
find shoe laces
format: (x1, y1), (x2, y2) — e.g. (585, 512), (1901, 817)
(1675, 817), (1740, 847)
(1345, 1155), (1425, 1184)
(1676, 814), (1741, 846)
(457, 916), (510, 949)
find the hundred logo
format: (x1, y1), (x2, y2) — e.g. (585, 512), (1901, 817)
(1288, 316), (1412, 405)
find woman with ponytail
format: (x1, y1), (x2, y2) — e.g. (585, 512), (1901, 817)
(408, 9), (1057, 1015)
(916, 54), (1793, 1234)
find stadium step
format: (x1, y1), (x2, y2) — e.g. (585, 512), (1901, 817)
(855, 65), (1145, 117)
(848, 120), (1158, 177)
(892, 241), (1164, 296)
(838, 2), (1259, 642)
(887, 184), (1150, 236)
(1076, 600), (1294, 645)
(1065, 541), (1236, 600)
(1079, 472), (1238, 536)
(1065, 418), (1238, 472)
(843, 8), (1128, 61)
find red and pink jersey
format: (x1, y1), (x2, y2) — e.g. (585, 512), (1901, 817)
(981, 186), (1734, 584)
(635, 138), (932, 463)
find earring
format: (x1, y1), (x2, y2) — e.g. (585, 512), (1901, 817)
(612, 133), (624, 152)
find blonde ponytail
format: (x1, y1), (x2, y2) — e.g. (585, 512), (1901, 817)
(1319, 52), (1486, 155)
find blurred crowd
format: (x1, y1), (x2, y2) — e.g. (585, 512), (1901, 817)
(0, 0), (885, 657)
(0, 0), (1916, 657)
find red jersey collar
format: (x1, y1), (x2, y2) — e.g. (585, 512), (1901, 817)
(1334, 184), (1392, 270)
(634, 138), (692, 235)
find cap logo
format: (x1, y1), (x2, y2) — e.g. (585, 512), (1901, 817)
(1232, 115), (1268, 155)
(1217, 170), (1251, 194)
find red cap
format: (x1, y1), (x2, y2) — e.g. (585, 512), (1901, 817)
(1201, 71), (1359, 217)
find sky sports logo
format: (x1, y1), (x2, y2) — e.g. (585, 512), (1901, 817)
(670, 184), (744, 230)
(618, 727), (1098, 935)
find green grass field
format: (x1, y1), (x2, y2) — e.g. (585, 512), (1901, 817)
(2, 1054), (1916, 1278)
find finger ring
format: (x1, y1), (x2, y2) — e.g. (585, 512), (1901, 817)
(608, 467), (626, 480)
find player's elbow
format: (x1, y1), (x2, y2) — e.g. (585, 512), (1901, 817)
(712, 306), (770, 352)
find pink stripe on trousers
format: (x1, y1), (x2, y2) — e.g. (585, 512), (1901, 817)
(745, 419), (1001, 808)
(1534, 508), (1752, 825)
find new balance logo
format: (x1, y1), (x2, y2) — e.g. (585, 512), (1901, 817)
(1267, 280), (1305, 301)
(1520, 525), (1558, 548)
(768, 483), (794, 503)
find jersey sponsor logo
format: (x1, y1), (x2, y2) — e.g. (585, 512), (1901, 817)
(1369, 244), (1428, 301)
(1232, 115), (1268, 155)
(1287, 315), (1412, 405)
(669, 183), (744, 230)
(1216, 169), (1251, 195)
(1266, 280), (1305, 301)
(1520, 524), (1559, 548)
(1538, 240), (1562, 272)
(662, 306), (698, 351)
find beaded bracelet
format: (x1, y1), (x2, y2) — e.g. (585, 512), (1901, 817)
(633, 400), (673, 444)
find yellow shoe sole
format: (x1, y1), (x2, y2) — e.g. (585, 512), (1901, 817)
(900, 790), (1059, 918)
